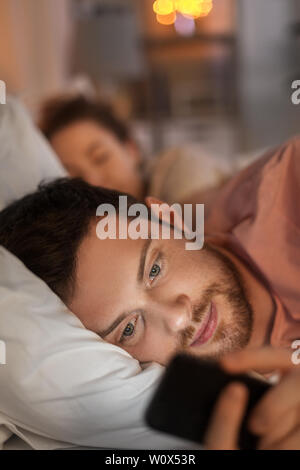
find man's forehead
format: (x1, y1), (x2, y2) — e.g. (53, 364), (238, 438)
(80, 222), (145, 266)
(71, 225), (151, 326)
(76, 214), (176, 286)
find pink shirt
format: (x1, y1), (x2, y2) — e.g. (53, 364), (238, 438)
(205, 137), (300, 348)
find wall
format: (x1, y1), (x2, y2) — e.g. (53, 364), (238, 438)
(0, 0), (73, 112)
(237, 0), (300, 150)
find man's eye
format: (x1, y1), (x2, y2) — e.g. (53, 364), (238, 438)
(149, 263), (161, 281)
(120, 318), (137, 343)
(123, 322), (135, 337)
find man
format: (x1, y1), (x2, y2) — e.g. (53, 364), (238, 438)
(0, 137), (299, 448)
(0, 178), (268, 365)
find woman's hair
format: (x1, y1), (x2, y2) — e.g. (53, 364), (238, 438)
(39, 94), (132, 143)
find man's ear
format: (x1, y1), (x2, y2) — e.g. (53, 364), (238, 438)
(145, 197), (189, 234)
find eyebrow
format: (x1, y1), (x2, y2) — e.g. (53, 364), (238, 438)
(99, 238), (152, 338)
(99, 311), (128, 338)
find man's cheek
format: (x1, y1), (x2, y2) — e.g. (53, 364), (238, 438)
(145, 335), (178, 366)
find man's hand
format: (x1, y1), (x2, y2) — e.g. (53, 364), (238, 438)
(204, 347), (300, 450)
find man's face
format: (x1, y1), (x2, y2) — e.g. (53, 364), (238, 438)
(69, 219), (253, 366)
(51, 120), (142, 198)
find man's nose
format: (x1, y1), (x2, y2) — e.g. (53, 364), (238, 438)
(160, 295), (193, 334)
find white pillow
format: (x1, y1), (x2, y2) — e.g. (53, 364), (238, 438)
(0, 96), (66, 210)
(0, 247), (197, 450)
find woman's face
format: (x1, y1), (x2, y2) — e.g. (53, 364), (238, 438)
(50, 120), (144, 199)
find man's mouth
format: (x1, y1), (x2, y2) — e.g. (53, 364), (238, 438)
(190, 302), (218, 347)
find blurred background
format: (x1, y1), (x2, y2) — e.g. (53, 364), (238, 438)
(1, 0), (300, 160)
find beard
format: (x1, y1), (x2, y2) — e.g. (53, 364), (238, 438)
(178, 244), (254, 360)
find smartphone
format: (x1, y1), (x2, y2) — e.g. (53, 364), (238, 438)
(145, 353), (271, 450)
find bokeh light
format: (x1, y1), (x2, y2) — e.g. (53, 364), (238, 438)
(198, 2), (213, 17)
(153, 0), (176, 16)
(177, 0), (212, 18)
(154, 0), (213, 26)
(156, 11), (177, 26)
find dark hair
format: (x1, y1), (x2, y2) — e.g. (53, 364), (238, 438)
(0, 178), (137, 303)
(39, 94), (131, 143)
